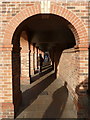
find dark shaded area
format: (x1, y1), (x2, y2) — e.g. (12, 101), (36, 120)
(42, 64), (52, 70)
(88, 36), (90, 119)
(11, 13), (76, 118)
(15, 14), (76, 52)
(31, 46), (63, 83)
(16, 72), (56, 118)
(54, 50), (62, 76)
(75, 78), (88, 118)
(87, 45), (90, 94)
(42, 82), (68, 118)
(88, 1), (90, 95)
(31, 65), (53, 83)
(12, 32), (22, 118)
(49, 48), (63, 76)
(29, 41), (31, 80)
(13, 118), (87, 120)
(34, 59), (51, 74)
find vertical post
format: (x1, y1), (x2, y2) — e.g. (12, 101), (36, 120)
(88, 1), (90, 94)
(28, 42), (31, 83)
(87, 45), (90, 94)
(0, 45), (14, 119)
(37, 47), (39, 69)
(20, 31), (30, 84)
(30, 44), (34, 76)
(35, 46), (37, 72)
(52, 48), (55, 70)
(33, 43), (36, 74)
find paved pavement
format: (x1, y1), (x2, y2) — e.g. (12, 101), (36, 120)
(16, 70), (77, 119)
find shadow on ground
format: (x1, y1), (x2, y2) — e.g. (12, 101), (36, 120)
(16, 72), (56, 118)
(31, 65), (53, 83)
(42, 82), (68, 118)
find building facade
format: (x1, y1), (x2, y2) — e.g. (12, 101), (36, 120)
(0, 0), (89, 118)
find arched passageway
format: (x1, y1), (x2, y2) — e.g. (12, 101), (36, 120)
(12, 13), (76, 117)
(1, 3), (88, 119)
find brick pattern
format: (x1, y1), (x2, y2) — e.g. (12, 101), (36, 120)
(79, 50), (88, 83)
(57, 48), (88, 87)
(58, 1), (88, 31)
(1, 103), (14, 118)
(0, 45), (14, 118)
(57, 47), (88, 118)
(58, 48), (79, 93)
(35, 47), (38, 71)
(2, 2), (41, 45)
(0, 1), (88, 45)
(0, 2), (40, 45)
(20, 31), (44, 84)
(0, 1), (89, 119)
(50, 2), (88, 46)
(49, 1), (88, 97)
(20, 31), (30, 84)
(12, 41), (22, 117)
(30, 44), (34, 75)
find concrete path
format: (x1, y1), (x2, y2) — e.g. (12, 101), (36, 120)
(16, 70), (77, 119)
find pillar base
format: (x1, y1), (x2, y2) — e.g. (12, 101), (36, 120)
(1, 102), (14, 119)
(14, 90), (22, 118)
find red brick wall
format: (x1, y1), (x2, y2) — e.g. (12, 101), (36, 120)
(0, 45), (14, 118)
(57, 1), (88, 30)
(57, 47), (88, 116)
(57, 48), (79, 98)
(0, 1), (89, 118)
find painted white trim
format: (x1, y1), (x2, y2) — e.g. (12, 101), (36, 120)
(41, 0), (51, 13)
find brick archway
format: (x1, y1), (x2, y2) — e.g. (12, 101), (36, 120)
(1, 2), (88, 119)
(3, 3), (88, 46)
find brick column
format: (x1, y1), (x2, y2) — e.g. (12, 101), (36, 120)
(37, 47), (39, 69)
(20, 31), (30, 84)
(12, 46), (22, 117)
(78, 45), (88, 84)
(30, 44), (34, 76)
(21, 49), (30, 84)
(33, 44), (35, 73)
(0, 45), (14, 119)
(76, 45), (88, 118)
(88, 46), (90, 93)
(49, 48), (54, 70)
(35, 47), (37, 71)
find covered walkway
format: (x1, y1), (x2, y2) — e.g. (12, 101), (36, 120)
(16, 67), (77, 118)
(11, 13), (88, 119)
(0, 2), (89, 118)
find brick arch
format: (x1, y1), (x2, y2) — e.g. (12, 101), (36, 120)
(50, 4), (88, 47)
(3, 3), (88, 47)
(1, 3), (89, 119)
